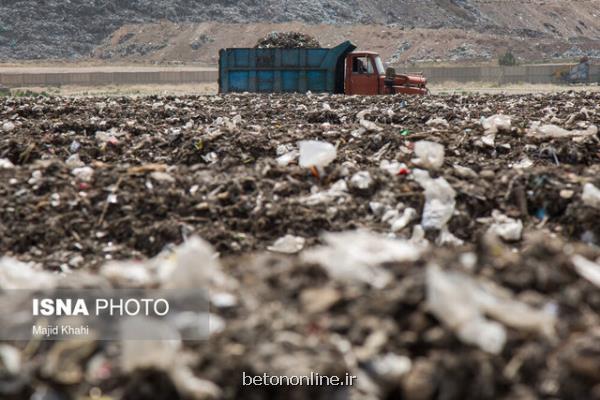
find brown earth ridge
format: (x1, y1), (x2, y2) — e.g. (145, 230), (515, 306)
(0, 0), (599, 63)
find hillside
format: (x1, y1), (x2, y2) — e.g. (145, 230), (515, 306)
(93, 21), (600, 66)
(0, 0), (599, 61)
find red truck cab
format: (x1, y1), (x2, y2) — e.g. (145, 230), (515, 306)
(345, 52), (428, 95)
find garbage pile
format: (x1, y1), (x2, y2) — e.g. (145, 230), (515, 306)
(255, 31), (320, 48)
(0, 91), (600, 399)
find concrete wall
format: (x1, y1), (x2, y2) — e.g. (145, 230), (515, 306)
(0, 69), (219, 87)
(3, 64), (599, 88)
(407, 64), (600, 85)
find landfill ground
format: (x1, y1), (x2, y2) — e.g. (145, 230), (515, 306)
(4, 82), (600, 98)
(0, 92), (600, 399)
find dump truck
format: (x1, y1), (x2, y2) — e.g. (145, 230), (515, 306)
(219, 41), (427, 95)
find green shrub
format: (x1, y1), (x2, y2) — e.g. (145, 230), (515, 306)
(498, 51), (517, 66)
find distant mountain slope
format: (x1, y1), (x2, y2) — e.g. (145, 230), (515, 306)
(0, 0), (598, 59)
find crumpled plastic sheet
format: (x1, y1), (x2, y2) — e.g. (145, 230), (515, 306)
(301, 230), (423, 289)
(426, 264), (557, 354)
(412, 169), (456, 230)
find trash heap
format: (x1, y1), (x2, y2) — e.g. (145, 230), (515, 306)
(255, 31), (320, 48)
(0, 92), (600, 399)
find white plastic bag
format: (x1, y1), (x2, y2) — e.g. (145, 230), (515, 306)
(413, 169), (456, 230)
(582, 183), (600, 209)
(412, 141), (444, 170)
(298, 140), (336, 169)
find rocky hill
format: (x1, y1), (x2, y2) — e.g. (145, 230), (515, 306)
(0, 0), (599, 60)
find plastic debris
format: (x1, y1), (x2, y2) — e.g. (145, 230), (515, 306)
(380, 159), (407, 175)
(390, 207), (418, 232)
(2, 121), (15, 132)
(161, 236), (236, 291)
(512, 157), (534, 169)
(370, 353), (412, 382)
(412, 141), (444, 170)
(0, 158), (14, 169)
(1, 89), (600, 399)
(71, 166), (94, 182)
(267, 234), (306, 254)
(350, 171), (373, 191)
(69, 140), (81, 153)
(436, 226), (464, 246)
(427, 264), (506, 354)
(481, 114), (511, 134)
(0, 345), (21, 376)
(527, 122), (598, 139)
(581, 183), (600, 209)
(121, 319), (181, 372)
(0, 257), (57, 290)
(487, 210), (523, 242)
(427, 264), (555, 354)
(426, 117), (449, 129)
(276, 150), (299, 167)
(301, 179), (348, 205)
(413, 169), (456, 231)
(302, 230), (422, 288)
(298, 140), (336, 172)
(571, 255), (600, 288)
(360, 119), (383, 132)
(100, 260), (156, 287)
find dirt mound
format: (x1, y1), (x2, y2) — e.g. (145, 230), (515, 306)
(0, 1), (599, 60)
(92, 21), (600, 67)
(255, 31), (320, 49)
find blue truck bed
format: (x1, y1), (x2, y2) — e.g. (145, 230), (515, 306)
(218, 41), (356, 94)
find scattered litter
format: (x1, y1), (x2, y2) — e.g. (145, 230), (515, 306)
(360, 119), (383, 132)
(276, 150), (299, 166)
(370, 353), (412, 382)
(390, 207), (418, 232)
(302, 230), (422, 288)
(481, 114), (511, 134)
(71, 166), (94, 182)
(298, 140), (336, 172)
(350, 171), (373, 191)
(527, 122), (598, 139)
(2, 121), (15, 132)
(0, 257), (57, 290)
(412, 141), (444, 170)
(487, 210), (523, 242)
(301, 179), (348, 205)
(0, 158), (14, 169)
(0, 93), (599, 399)
(267, 234), (305, 254)
(426, 117), (449, 129)
(427, 264), (555, 354)
(571, 255), (600, 288)
(413, 169), (456, 230)
(581, 183), (600, 209)
(380, 159), (407, 175)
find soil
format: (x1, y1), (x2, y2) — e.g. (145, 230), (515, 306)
(91, 21), (600, 66)
(0, 92), (599, 399)
(1, 1), (599, 62)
